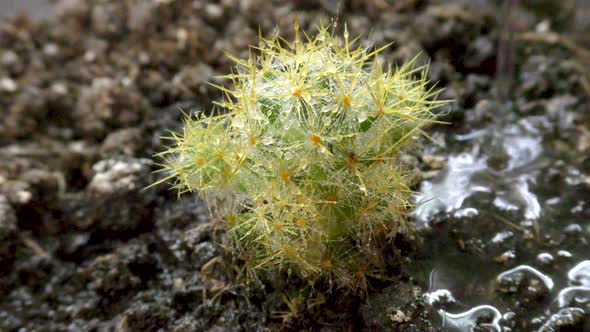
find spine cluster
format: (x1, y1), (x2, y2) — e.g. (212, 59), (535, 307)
(159, 25), (441, 292)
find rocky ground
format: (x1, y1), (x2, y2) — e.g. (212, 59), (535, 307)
(0, 0), (589, 331)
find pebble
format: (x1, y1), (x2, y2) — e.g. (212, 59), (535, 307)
(491, 230), (514, 244)
(536, 252), (554, 265)
(204, 4), (224, 20)
(1, 50), (19, 66)
(43, 43), (59, 57)
(563, 223), (582, 235)
(0, 77), (17, 92)
(422, 154), (446, 169)
(495, 250), (517, 264)
(88, 158), (151, 195)
(50, 82), (68, 95)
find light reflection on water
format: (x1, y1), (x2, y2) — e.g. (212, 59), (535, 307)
(413, 114), (589, 330)
(414, 153), (489, 224)
(496, 265), (554, 291)
(440, 305), (502, 332)
(424, 262), (590, 331)
(414, 120), (544, 226)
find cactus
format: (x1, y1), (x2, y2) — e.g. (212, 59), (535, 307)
(157, 24), (442, 292)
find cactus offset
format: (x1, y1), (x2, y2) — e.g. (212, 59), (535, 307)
(157, 25), (442, 292)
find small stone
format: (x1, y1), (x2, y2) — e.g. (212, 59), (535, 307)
(138, 51), (150, 65)
(421, 170), (441, 180)
(491, 231), (514, 244)
(453, 207), (479, 218)
(62, 158), (155, 236)
(75, 77), (148, 138)
(50, 82), (68, 95)
(563, 224), (582, 235)
(100, 128), (143, 157)
(400, 155), (418, 168)
(546, 95), (578, 114)
(43, 44), (59, 57)
(204, 4), (224, 20)
(88, 158), (151, 195)
(389, 310), (410, 323)
(1, 50), (23, 75)
(536, 252), (554, 265)
(191, 241), (217, 268)
(15, 190), (33, 204)
(83, 50), (96, 62)
(176, 28), (188, 49)
(465, 36), (494, 69)
(58, 233), (90, 257)
(422, 154), (446, 169)
(1, 50), (19, 66)
(423, 288), (456, 307)
(0, 77), (18, 93)
(495, 250), (516, 264)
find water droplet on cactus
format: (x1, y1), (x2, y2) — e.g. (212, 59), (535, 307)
(232, 115), (244, 128)
(261, 136), (274, 145)
(358, 111), (368, 123)
(157, 24), (442, 292)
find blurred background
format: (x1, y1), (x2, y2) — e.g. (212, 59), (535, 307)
(0, 0), (55, 19)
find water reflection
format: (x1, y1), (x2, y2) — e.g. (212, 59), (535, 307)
(557, 261), (590, 308)
(424, 262), (590, 330)
(568, 260), (590, 286)
(440, 305), (502, 332)
(415, 105), (588, 329)
(557, 286), (590, 308)
(496, 265), (554, 291)
(414, 153), (489, 224)
(414, 120), (544, 225)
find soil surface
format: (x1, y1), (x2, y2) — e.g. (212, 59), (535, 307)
(1, 0), (589, 331)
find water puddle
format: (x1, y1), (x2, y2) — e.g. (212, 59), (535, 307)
(496, 265), (554, 292)
(440, 305), (502, 332)
(414, 153), (489, 223)
(568, 260), (590, 286)
(414, 118), (544, 225)
(412, 108), (590, 329)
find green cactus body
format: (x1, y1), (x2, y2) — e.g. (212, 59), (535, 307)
(158, 25), (441, 292)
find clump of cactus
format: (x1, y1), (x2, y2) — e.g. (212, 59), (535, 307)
(158, 24), (441, 292)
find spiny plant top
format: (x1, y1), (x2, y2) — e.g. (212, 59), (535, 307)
(158, 25), (443, 292)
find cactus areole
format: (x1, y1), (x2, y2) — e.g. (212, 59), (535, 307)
(157, 24), (442, 292)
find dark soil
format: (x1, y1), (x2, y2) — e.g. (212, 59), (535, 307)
(1, 0), (589, 331)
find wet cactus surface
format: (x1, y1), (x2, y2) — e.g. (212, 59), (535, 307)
(0, 0), (589, 331)
(157, 25), (442, 293)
